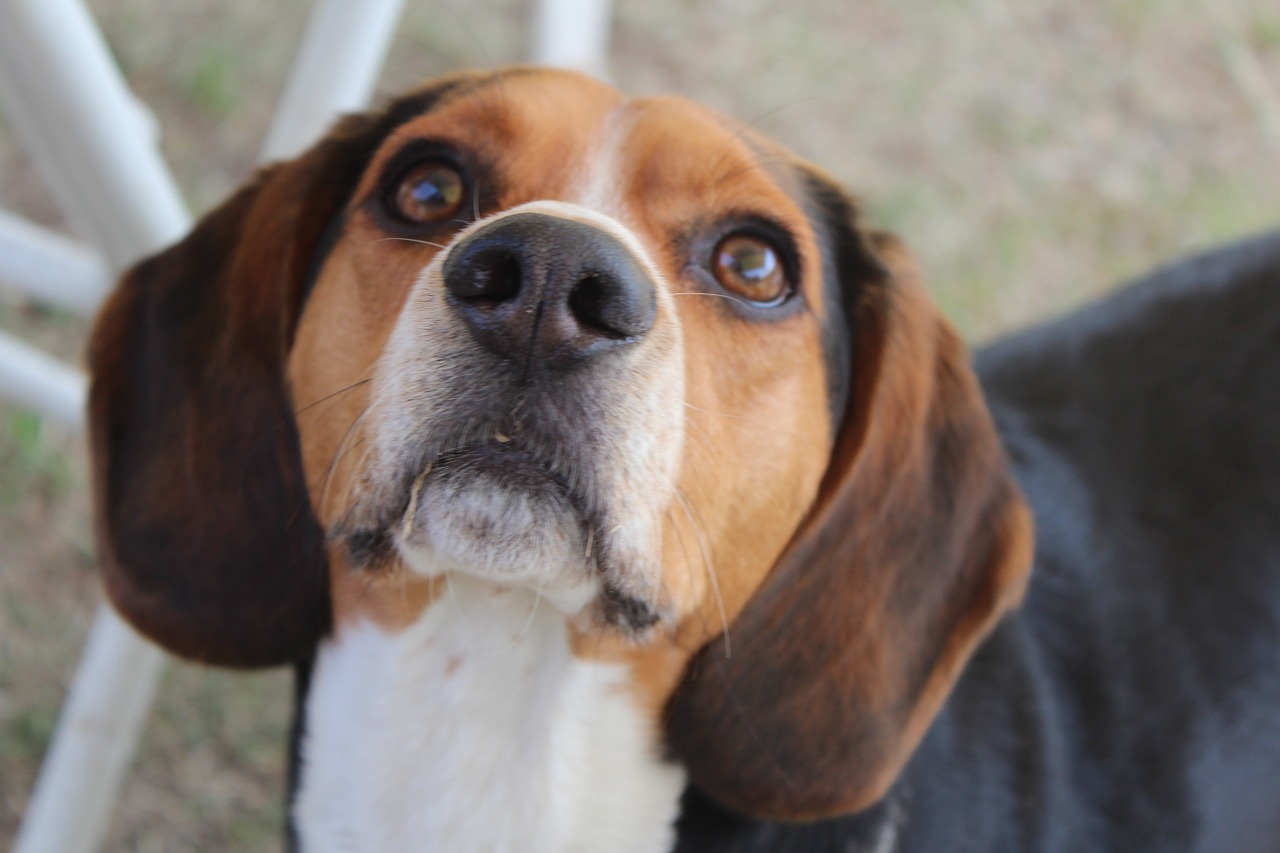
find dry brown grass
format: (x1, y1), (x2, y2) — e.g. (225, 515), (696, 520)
(2, 0), (1279, 848)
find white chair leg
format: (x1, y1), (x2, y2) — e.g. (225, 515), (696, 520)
(13, 609), (165, 853)
(0, 0), (192, 271)
(260, 0), (406, 163)
(0, 332), (86, 430)
(0, 2), (190, 850)
(0, 210), (109, 317)
(533, 0), (614, 79)
(3, 0), (404, 850)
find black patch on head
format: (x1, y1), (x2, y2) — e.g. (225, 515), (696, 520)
(797, 170), (889, 429)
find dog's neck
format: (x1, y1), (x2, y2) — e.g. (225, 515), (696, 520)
(293, 574), (686, 853)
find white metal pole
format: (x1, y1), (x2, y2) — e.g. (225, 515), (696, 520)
(12, 611), (165, 853)
(0, 210), (110, 316)
(532, 0), (614, 80)
(259, 0), (405, 163)
(0, 1), (191, 848)
(4, 1), (404, 850)
(0, 332), (86, 430)
(0, 0), (189, 272)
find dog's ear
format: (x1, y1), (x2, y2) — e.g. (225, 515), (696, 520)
(86, 84), (459, 667)
(665, 182), (1034, 820)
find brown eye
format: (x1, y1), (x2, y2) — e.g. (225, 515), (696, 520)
(392, 161), (465, 225)
(712, 234), (789, 305)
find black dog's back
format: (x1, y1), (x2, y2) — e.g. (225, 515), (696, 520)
(980, 229), (1280, 570)
(674, 233), (1280, 852)
(959, 231), (1280, 851)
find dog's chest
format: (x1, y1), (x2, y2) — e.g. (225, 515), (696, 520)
(294, 576), (685, 853)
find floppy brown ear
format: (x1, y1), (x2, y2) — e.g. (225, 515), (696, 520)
(86, 84), (461, 667)
(665, 192), (1034, 819)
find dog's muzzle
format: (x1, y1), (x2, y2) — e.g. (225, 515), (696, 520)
(343, 203), (684, 632)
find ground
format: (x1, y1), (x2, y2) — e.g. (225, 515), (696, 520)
(2, 0), (1278, 848)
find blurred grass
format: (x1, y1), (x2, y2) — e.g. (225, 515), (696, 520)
(0, 412), (73, 508)
(181, 45), (244, 120)
(1, 0), (1279, 848)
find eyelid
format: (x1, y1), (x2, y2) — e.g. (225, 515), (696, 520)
(718, 216), (800, 274)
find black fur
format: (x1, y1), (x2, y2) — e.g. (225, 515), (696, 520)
(285, 656), (314, 853)
(799, 172), (888, 429)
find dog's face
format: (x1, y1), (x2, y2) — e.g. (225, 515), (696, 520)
(88, 68), (1033, 820)
(289, 71), (836, 643)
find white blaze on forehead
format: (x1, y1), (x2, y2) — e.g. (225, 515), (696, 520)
(570, 104), (634, 219)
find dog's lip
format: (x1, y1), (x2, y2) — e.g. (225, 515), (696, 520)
(430, 439), (570, 491)
(414, 436), (588, 518)
(338, 432), (593, 569)
(391, 433), (600, 547)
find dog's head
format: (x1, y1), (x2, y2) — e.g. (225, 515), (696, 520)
(88, 68), (1032, 820)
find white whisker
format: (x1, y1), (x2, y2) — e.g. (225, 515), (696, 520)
(670, 291), (755, 309)
(674, 487), (730, 657)
(320, 406), (372, 520)
(372, 236), (450, 250)
(683, 401), (751, 422)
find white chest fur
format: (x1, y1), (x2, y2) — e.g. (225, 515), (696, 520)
(294, 576), (686, 853)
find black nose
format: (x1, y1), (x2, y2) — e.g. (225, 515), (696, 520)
(442, 212), (657, 373)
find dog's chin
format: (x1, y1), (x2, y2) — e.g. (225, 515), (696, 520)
(393, 449), (598, 613)
(340, 442), (670, 634)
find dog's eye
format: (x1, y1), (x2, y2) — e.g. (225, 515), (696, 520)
(712, 234), (789, 305)
(390, 161), (466, 225)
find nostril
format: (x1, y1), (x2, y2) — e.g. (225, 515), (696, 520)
(568, 272), (654, 340)
(568, 274), (619, 339)
(450, 248), (522, 304)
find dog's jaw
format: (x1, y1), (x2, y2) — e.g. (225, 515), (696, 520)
(395, 438), (599, 613)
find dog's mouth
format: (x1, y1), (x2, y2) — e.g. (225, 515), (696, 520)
(335, 429), (665, 632)
(424, 440), (581, 515)
(399, 437), (593, 555)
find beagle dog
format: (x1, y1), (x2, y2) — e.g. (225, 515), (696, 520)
(86, 68), (1280, 852)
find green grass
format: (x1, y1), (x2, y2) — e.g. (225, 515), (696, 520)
(181, 45), (243, 120)
(0, 707), (57, 766)
(0, 412), (73, 508)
